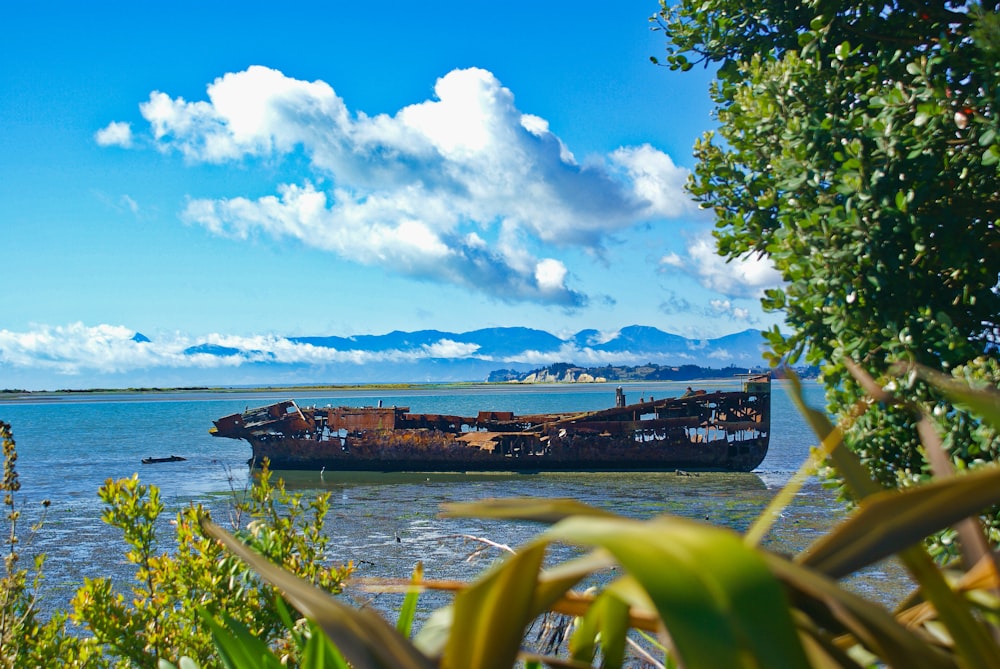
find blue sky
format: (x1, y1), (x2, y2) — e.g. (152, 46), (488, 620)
(1, 1), (783, 389)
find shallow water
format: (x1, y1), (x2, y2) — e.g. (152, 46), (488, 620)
(0, 379), (912, 618)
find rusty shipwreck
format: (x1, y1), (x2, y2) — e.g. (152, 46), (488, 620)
(209, 374), (771, 473)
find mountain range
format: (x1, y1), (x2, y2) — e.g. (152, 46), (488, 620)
(173, 325), (770, 384)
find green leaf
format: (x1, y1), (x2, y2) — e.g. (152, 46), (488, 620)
(199, 610), (284, 669)
(545, 515), (810, 669)
(443, 542), (549, 669)
(983, 145), (1000, 166)
(799, 466), (1000, 579)
(569, 589), (629, 668)
(301, 619), (350, 669)
(765, 555), (954, 668)
(396, 563), (423, 637)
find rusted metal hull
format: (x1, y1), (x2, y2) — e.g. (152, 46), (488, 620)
(210, 375), (771, 473)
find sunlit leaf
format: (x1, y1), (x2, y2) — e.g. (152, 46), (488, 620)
(800, 466), (1000, 578)
(765, 554), (953, 668)
(545, 515), (809, 668)
(442, 541), (548, 669)
(397, 562), (423, 637)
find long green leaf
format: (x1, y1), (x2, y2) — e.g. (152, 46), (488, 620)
(788, 366), (1000, 668)
(784, 371), (882, 499)
(765, 554), (954, 668)
(442, 541), (548, 669)
(545, 515), (810, 669)
(199, 611), (283, 669)
(397, 562), (423, 637)
(301, 619), (350, 669)
(572, 590), (629, 669)
(201, 518), (435, 669)
(800, 465), (1000, 578)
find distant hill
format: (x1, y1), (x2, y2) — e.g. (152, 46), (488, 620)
(487, 362), (770, 383)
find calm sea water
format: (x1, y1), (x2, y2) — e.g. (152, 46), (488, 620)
(0, 379), (910, 617)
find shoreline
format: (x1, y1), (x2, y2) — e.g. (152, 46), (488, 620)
(0, 381), (482, 398)
(0, 377), (768, 403)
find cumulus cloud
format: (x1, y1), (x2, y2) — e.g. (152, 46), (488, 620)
(609, 144), (698, 218)
(109, 65), (693, 306)
(95, 121), (134, 147)
(661, 234), (783, 298)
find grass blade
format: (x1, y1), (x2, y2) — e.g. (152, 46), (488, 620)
(396, 562), (423, 637)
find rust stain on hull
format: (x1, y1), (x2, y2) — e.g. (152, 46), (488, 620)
(210, 375), (771, 473)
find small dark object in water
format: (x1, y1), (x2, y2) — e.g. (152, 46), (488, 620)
(141, 455), (187, 464)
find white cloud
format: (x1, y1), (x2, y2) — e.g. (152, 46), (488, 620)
(0, 324), (489, 376)
(95, 121), (133, 148)
(659, 252), (684, 269)
(422, 339), (481, 358)
(710, 299), (753, 322)
(534, 258), (568, 292)
(666, 234), (783, 298)
(610, 144), (696, 218)
(111, 66), (694, 307)
(0, 323), (172, 374)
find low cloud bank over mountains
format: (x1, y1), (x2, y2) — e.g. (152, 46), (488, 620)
(0, 324), (768, 390)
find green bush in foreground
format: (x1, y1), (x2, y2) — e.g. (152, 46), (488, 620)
(195, 368), (1000, 668)
(0, 437), (352, 669)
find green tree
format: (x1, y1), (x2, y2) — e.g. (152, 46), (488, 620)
(653, 1), (1000, 551)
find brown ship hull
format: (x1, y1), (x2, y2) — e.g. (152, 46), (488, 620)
(210, 375), (771, 473)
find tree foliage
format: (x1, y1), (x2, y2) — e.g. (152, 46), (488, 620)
(654, 0), (1000, 550)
